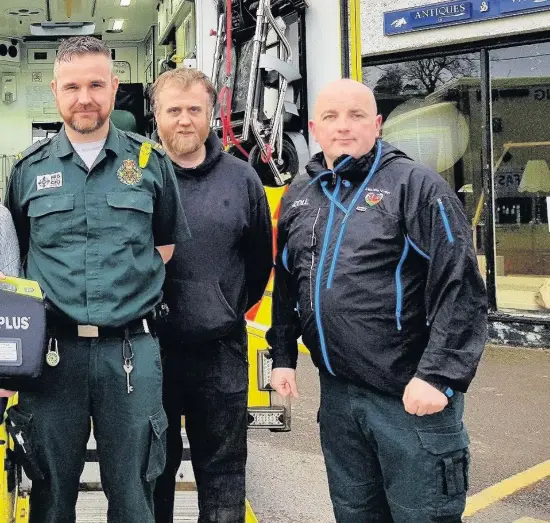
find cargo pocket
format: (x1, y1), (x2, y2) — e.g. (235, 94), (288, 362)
(5, 406), (44, 481)
(417, 423), (470, 517)
(145, 408), (168, 482)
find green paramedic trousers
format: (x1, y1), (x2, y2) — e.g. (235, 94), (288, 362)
(9, 332), (167, 523)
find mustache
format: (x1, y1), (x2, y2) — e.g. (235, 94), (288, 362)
(73, 104), (101, 112)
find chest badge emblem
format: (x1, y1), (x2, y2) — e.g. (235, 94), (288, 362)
(365, 192), (383, 206)
(117, 159), (143, 186)
(36, 172), (63, 191)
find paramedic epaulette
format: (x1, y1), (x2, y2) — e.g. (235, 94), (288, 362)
(13, 137), (52, 167)
(125, 132), (166, 156)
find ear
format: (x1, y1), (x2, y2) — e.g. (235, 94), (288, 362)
(50, 79), (57, 99)
(308, 120), (317, 142)
(112, 75), (120, 94)
(375, 114), (383, 138)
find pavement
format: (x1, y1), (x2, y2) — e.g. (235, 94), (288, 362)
(246, 345), (550, 522)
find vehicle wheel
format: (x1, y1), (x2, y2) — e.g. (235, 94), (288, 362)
(248, 137), (299, 187)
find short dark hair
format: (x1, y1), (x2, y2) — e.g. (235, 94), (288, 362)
(54, 36), (112, 77)
(150, 68), (217, 113)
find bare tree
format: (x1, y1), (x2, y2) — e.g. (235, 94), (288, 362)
(374, 65), (404, 94)
(402, 56), (475, 94)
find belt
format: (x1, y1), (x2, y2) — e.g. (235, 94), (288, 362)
(47, 316), (152, 339)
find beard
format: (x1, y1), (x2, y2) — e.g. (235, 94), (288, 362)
(164, 131), (205, 156)
(68, 114), (106, 135)
(65, 103), (109, 135)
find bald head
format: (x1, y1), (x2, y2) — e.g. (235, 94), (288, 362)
(314, 79), (378, 119)
(309, 79), (382, 168)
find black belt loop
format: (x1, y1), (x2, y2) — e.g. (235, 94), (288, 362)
(122, 328), (134, 361)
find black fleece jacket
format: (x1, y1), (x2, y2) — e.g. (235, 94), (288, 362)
(163, 132), (273, 342)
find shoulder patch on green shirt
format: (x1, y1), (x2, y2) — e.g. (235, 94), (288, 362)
(14, 137), (52, 166)
(124, 131), (166, 157)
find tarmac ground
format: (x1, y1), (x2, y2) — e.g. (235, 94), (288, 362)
(246, 346), (550, 523)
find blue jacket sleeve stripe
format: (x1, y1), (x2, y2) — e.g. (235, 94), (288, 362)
(282, 244), (290, 272)
(437, 198), (455, 244)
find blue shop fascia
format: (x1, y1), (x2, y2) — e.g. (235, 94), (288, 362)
(384, 0), (550, 36)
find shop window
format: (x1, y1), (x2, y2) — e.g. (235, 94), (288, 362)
(490, 43), (550, 311)
(364, 39), (550, 314)
(363, 53), (485, 258)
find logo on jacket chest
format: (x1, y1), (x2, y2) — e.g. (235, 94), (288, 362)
(36, 172), (62, 191)
(291, 198), (309, 208)
(365, 192), (384, 206)
(0, 317), (30, 330)
(117, 159), (143, 186)
(357, 188), (390, 211)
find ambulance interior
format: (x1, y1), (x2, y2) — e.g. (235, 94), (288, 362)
(0, 0), (189, 199)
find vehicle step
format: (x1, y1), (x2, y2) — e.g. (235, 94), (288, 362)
(76, 491), (199, 522)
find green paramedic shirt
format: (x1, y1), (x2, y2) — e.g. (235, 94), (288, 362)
(4, 124), (190, 327)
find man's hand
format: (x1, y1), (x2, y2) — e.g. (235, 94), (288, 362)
(270, 368), (299, 399)
(155, 245), (175, 265)
(403, 377), (448, 416)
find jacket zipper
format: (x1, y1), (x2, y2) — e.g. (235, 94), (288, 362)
(326, 142), (383, 289)
(219, 340), (248, 365)
(314, 179), (341, 376)
(311, 143), (381, 375)
(310, 208), (321, 311)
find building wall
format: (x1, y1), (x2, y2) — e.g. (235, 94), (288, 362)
(304, 1), (342, 153)
(361, 0), (550, 57)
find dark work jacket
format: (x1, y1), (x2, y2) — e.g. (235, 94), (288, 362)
(163, 132), (273, 342)
(267, 140), (487, 396)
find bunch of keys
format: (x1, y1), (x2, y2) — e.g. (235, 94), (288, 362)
(122, 335), (134, 394)
(46, 338), (60, 367)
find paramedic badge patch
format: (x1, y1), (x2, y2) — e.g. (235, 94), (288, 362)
(117, 159), (142, 186)
(36, 172), (63, 191)
(365, 192), (383, 206)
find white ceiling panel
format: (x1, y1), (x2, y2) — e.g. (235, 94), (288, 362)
(0, 0), (157, 42)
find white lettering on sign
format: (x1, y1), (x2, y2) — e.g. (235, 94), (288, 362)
(414, 3), (467, 19)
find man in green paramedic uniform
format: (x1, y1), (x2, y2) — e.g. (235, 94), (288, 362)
(4, 36), (189, 523)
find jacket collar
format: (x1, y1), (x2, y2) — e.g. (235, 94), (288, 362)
(306, 140), (381, 185)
